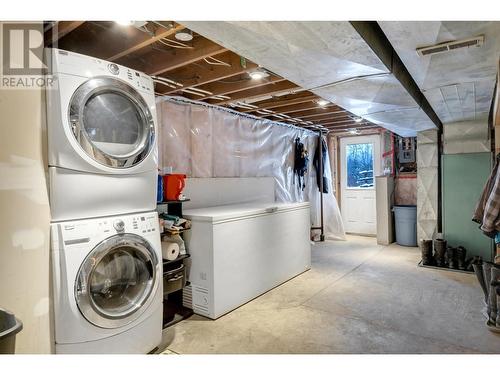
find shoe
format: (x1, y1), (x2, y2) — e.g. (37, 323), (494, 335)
(433, 239), (447, 267)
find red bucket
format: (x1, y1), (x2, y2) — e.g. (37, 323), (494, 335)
(162, 174), (186, 201)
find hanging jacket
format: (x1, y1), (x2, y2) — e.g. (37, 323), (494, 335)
(473, 155), (500, 238)
(313, 136), (329, 194)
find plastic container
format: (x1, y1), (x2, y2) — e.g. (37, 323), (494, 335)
(162, 174), (186, 201)
(0, 308), (23, 354)
(393, 205), (417, 247)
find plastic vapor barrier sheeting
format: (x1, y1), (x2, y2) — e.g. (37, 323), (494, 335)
(156, 96), (345, 240)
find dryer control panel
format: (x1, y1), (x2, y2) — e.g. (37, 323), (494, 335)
(53, 212), (160, 248)
(49, 48), (154, 93)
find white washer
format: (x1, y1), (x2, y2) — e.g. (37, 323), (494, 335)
(51, 211), (163, 354)
(45, 48), (158, 221)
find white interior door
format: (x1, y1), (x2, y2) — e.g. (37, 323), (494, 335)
(340, 135), (381, 235)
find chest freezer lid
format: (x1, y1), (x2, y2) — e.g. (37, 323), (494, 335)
(183, 201), (310, 223)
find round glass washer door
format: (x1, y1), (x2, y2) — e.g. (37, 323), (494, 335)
(68, 76), (155, 168)
(75, 234), (159, 329)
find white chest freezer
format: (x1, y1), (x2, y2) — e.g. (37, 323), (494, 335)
(182, 201), (311, 319)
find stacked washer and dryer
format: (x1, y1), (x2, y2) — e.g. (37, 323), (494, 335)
(46, 48), (163, 354)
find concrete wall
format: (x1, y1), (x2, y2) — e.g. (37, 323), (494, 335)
(416, 129), (439, 241)
(0, 23), (53, 353)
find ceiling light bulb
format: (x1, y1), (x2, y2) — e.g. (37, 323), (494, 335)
(317, 99), (329, 106)
(175, 30), (193, 42)
(249, 71), (266, 80)
(349, 129), (360, 135)
(354, 117), (363, 123)
(116, 21), (134, 26)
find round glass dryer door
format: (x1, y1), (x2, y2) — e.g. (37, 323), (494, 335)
(75, 234), (159, 329)
(69, 77), (155, 168)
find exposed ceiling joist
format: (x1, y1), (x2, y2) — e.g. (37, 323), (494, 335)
(108, 24), (184, 61)
(158, 52), (258, 94)
(210, 81), (299, 105)
(45, 21), (84, 46)
(140, 38), (228, 75)
(241, 93), (317, 112)
(329, 125), (380, 133)
(294, 114), (351, 123)
(272, 107), (346, 119)
(193, 76), (286, 100)
(317, 119), (369, 127)
(264, 101), (333, 115)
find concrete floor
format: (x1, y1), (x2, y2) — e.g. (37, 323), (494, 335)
(161, 235), (500, 354)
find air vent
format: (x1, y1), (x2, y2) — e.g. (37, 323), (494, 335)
(416, 35), (484, 57)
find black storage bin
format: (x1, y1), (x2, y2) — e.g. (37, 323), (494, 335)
(0, 308), (22, 354)
(163, 263), (186, 295)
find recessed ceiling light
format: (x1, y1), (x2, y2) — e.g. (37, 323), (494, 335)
(354, 117), (363, 123)
(349, 129), (360, 135)
(175, 30), (193, 42)
(116, 21), (134, 26)
(317, 99), (329, 107)
(249, 70), (269, 80)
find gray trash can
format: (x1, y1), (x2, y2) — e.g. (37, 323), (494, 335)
(0, 308), (23, 354)
(393, 205), (417, 247)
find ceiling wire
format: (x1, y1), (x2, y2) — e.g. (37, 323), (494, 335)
(157, 38), (193, 49)
(203, 56), (231, 67)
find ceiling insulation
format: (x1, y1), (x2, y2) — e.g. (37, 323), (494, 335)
(181, 21), (437, 136)
(378, 21), (500, 124)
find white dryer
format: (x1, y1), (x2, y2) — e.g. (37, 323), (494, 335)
(51, 211), (163, 354)
(45, 48), (158, 221)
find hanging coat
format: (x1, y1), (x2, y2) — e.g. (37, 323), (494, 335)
(313, 136), (329, 194)
(473, 154), (500, 238)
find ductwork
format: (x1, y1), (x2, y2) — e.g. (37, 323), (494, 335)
(181, 21), (441, 136)
(378, 21), (500, 125)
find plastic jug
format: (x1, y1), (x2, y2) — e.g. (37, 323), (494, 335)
(163, 174), (186, 201)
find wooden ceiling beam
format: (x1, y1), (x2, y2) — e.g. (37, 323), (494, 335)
(271, 107), (347, 119)
(158, 52), (258, 94)
(45, 21), (85, 47)
(292, 114), (351, 123)
(321, 121), (373, 129)
(266, 101), (335, 115)
(209, 81), (299, 105)
(315, 121), (372, 128)
(241, 93), (317, 112)
(187, 76), (286, 100)
(107, 24), (184, 61)
(118, 37), (227, 76)
(328, 124), (380, 133)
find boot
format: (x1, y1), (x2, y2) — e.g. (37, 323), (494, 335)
(483, 262), (493, 317)
(420, 239), (433, 266)
(488, 265), (500, 325)
(456, 246), (467, 270)
(472, 258), (488, 304)
(497, 286), (500, 327)
(433, 239), (447, 267)
(446, 247), (457, 269)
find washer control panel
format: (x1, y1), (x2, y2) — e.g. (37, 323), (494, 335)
(57, 212), (159, 247)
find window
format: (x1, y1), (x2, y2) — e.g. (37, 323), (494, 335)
(346, 143), (374, 188)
